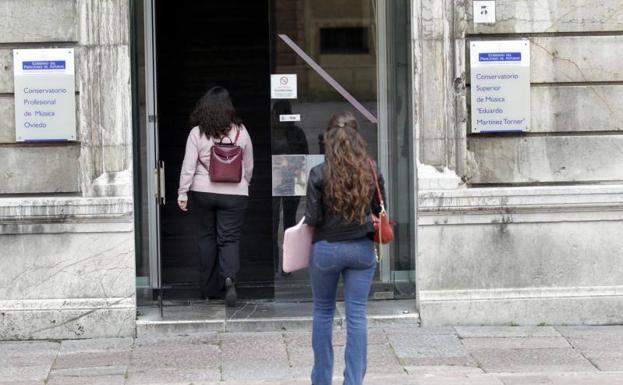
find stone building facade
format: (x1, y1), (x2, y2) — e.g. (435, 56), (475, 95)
(415, 0), (623, 325)
(0, 0), (621, 340)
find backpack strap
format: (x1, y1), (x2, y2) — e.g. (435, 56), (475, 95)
(218, 127), (241, 145)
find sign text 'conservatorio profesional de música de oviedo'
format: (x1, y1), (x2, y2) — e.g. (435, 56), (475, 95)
(470, 40), (530, 133)
(13, 48), (76, 141)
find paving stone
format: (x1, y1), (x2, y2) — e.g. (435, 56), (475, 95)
(48, 365), (127, 377)
(221, 360), (292, 381)
(456, 327), (561, 339)
(556, 326), (623, 340)
(365, 343), (404, 375)
(469, 348), (597, 373)
(223, 378), (292, 385)
(0, 351), (57, 368)
(52, 351), (131, 369)
(557, 326), (623, 352)
(415, 373), (504, 385)
(0, 341), (60, 355)
(544, 372), (623, 385)
(0, 341), (60, 369)
(220, 333), (291, 380)
(405, 365), (485, 376)
(359, 373), (420, 385)
(287, 345), (346, 378)
(388, 326), (457, 335)
(0, 366), (51, 382)
(283, 328), (388, 349)
(0, 381), (45, 385)
(130, 344), (221, 370)
(221, 332), (288, 361)
(388, 332), (476, 366)
(134, 332), (219, 348)
(46, 374), (125, 385)
(59, 337), (133, 353)
(126, 368), (220, 384)
(462, 337), (571, 350)
(499, 372), (623, 385)
(580, 351), (623, 371)
(498, 374), (553, 384)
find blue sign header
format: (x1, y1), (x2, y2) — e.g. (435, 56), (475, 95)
(22, 61), (66, 70)
(478, 52), (521, 62)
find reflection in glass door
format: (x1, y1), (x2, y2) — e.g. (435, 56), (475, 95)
(269, 0), (414, 301)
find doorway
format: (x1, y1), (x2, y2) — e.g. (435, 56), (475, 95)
(133, 0), (416, 309)
(155, 1), (273, 300)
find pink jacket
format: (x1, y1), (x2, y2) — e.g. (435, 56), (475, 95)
(177, 124), (254, 201)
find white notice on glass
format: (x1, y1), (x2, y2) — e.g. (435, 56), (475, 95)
(271, 74), (297, 99)
(279, 114), (301, 122)
(470, 40), (530, 133)
(13, 48), (76, 141)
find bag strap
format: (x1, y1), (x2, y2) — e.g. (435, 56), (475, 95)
(368, 159), (385, 211)
(217, 127), (241, 145)
(369, 158), (384, 262)
(198, 157), (209, 173)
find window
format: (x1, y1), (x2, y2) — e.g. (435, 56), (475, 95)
(320, 27), (369, 54)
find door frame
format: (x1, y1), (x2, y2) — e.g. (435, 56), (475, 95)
(144, 0), (162, 292)
(136, 0), (414, 299)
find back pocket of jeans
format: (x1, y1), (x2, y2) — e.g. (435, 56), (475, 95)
(355, 241), (376, 267)
(312, 242), (338, 271)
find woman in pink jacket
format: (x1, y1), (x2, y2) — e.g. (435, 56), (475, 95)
(177, 86), (254, 307)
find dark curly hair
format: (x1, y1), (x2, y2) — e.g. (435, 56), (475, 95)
(189, 86), (242, 138)
(324, 111), (372, 224)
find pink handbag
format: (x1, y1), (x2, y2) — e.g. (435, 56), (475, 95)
(282, 218), (314, 273)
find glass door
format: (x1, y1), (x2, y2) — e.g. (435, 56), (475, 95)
(269, 0), (414, 301)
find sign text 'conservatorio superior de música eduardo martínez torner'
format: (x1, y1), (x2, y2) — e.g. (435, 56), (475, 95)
(470, 41), (530, 133)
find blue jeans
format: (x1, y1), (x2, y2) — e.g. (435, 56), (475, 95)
(309, 238), (377, 385)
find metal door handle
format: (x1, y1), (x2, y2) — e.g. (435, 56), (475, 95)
(155, 161), (165, 205)
(159, 161), (165, 205)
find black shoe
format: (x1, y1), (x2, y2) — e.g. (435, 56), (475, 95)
(225, 277), (237, 307)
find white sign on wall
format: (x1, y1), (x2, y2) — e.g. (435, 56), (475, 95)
(13, 48), (76, 141)
(470, 40), (530, 133)
(271, 74), (297, 99)
(473, 1), (496, 24)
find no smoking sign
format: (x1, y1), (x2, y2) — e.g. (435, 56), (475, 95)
(271, 74), (297, 99)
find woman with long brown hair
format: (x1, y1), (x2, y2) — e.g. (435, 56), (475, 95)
(304, 111), (385, 385)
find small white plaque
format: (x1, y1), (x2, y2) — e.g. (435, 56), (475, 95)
(271, 74), (297, 99)
(279, 114), (301, 122)
(473, 1), (496, 24)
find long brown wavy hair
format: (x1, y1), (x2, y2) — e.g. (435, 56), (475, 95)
(189, 86), (242, 139)
(324, 111), (372, 224)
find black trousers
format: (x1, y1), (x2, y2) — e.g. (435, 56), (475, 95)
(272, 196), (301, 274)
(191, 191), (248, 296)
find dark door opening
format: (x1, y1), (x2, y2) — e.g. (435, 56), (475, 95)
(155, 1), (273, 299)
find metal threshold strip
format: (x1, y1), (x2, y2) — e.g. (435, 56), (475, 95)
(136, 299), (419, 336)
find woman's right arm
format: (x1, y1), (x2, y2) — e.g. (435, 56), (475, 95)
(178, 129), (199, 203)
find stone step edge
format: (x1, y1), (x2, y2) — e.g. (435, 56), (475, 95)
(136, 313), (420, 335)
(137, 313), (420, 326)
